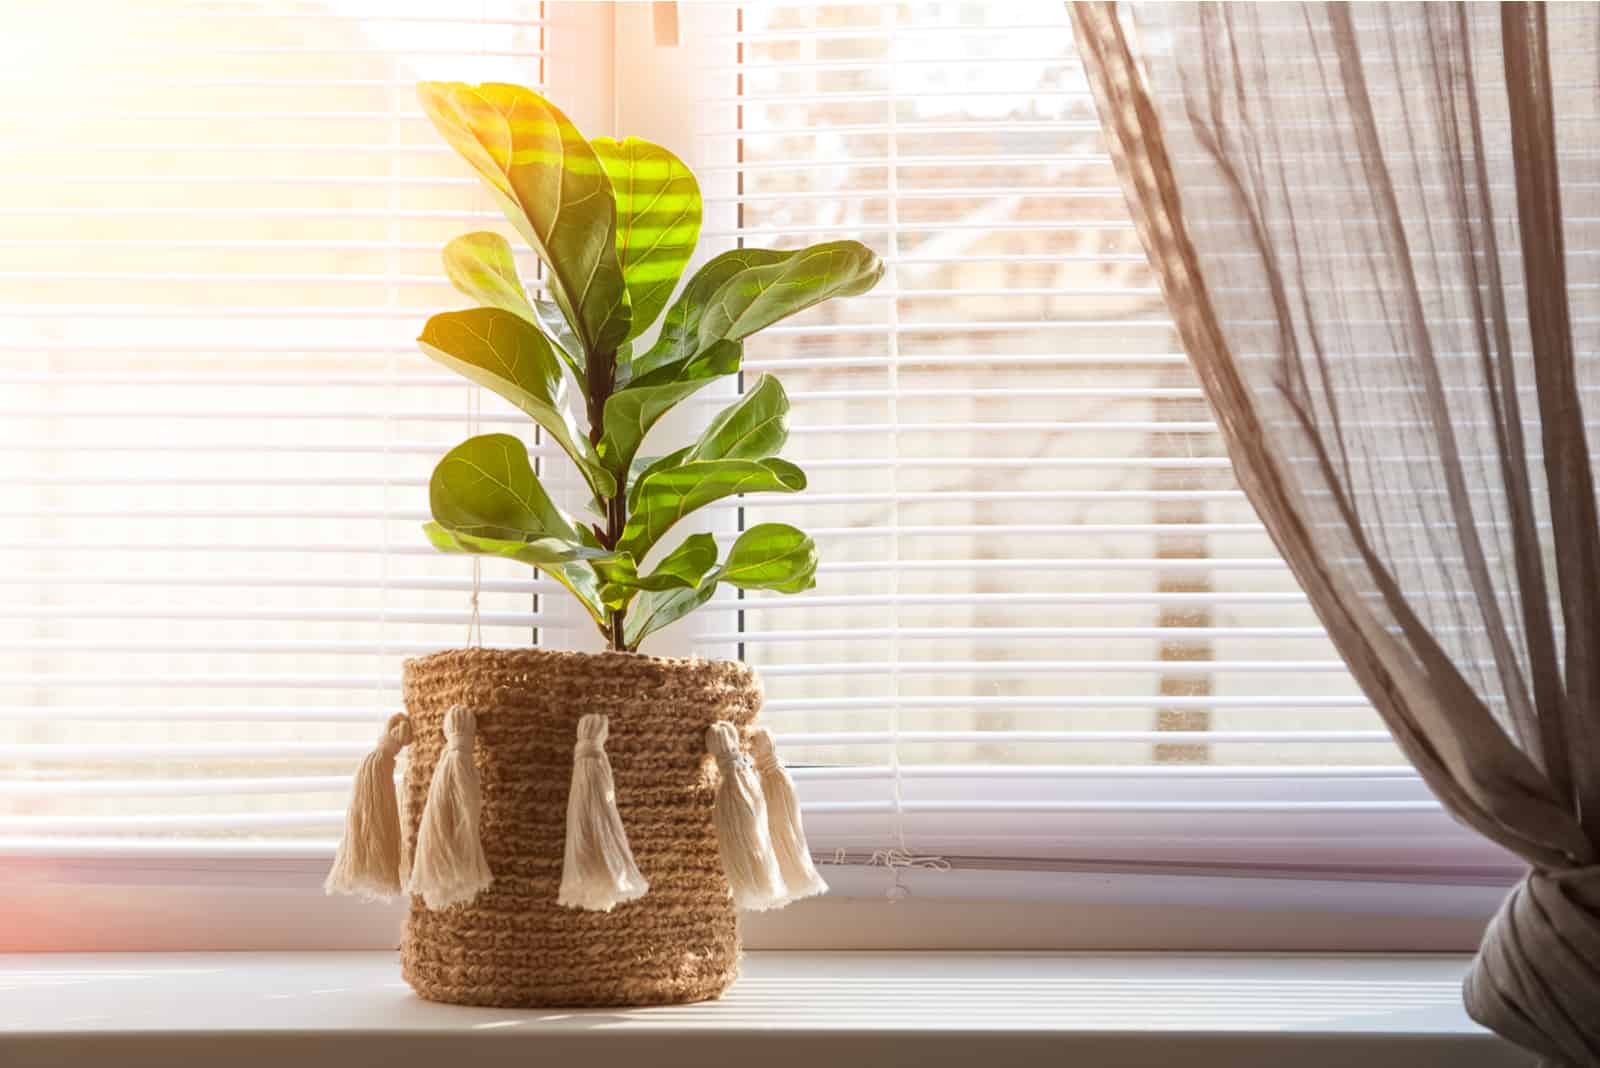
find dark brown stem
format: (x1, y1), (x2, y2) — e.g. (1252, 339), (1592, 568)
(585, 349), (627, 652)
(606, 494), (627, 651)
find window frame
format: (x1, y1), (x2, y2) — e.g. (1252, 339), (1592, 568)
(1, 0), (1515, 954)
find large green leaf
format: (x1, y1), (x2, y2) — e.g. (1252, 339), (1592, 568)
(619, 458), (805, 560)
(532, 298), (585, 381)
(634, 241), (883, 378)
(624, 335), (741, 391)
(589, 531), (718, 614)
(687, 374), (789, 462)
(632, 248), (788, 379)
(627, 445), (691, 513)
(624, 577), (721, 652)
(424, 522), (607, 629)
(592, 136), (702, 342)
(418, 308), (615, 497)
(427, 433), (579, 543)
(597, 340), (740, 477)
(441, 232), (535, 321)
(720, 523), (817, 593)
(639, 533), (719, 590)
(440, 233), (585, 383)
(417, 81), (630, 359)
(698, 240), (884, 345)
(622, 523), (815, 649)
(423, 520), (595, 566)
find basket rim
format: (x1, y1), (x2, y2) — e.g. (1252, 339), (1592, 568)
(403, 645), (754, 680)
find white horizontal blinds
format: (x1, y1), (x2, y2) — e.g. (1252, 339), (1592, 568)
(0, 1), (552, 846)
(702, 0), (1421, 866)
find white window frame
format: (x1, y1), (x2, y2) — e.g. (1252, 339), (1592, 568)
(0, 0), (1518, 954)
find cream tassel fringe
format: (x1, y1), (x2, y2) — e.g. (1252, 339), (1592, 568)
(558, 713), (649, 911)
(707, 721), (787, 911)
(406, 704), (493, 909)
(324, 712), (412, 900)
(750, 727), (828, 902)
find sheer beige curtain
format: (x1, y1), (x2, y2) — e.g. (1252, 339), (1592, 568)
(1069, 2), (1599, 1063)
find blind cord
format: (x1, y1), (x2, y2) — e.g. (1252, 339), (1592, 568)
(465, 0), (490, 652)
(881, 0), (916, 903)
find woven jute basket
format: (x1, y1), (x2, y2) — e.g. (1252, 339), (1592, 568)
(398, 646), (762, 1007)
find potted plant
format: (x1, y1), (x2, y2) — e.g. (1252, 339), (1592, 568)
(323, 82), (883, 1008)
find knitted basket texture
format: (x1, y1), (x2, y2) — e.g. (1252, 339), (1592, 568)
(399, 647), (762, 1007)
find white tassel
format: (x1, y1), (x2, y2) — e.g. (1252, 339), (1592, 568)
(406, 704), (493, 910)
(558, 714), (649, 911)
(324, 712), (412, 900)
(707, 721), (787, 911)
(750, 727), (828, 902)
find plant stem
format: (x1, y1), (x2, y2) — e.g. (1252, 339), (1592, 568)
(586, 349), (627, 652)
(606, 494), (627, 651)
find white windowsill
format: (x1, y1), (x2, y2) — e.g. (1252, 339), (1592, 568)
(0, 951), (1528, 1068)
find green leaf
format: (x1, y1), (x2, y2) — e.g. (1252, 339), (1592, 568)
(627, 445), (691, 513)
(633, 248), (789, 379)
(720, 523), (817, 593)
(532, 298), (586, 382)
(687, 374), (789, 462)
(624, 577), (721, 652)
(427, 434), (579, 543)
(635, 241), (884, 377)
(422, 523), (608, 628)
(620, 458), (806, 560)
(592, 136), (702, 342)
(437, 233), (585, 384)
(424, 520), (595, 565)
(441, 232), (536, 321)
(623, 336), (741, 391)
(589, 532), (716, 599)
(698, 240), (883, 346)
(418, 308), (615, 498)
(417, 81), (630, 359)
(597, 340), (741, 477)
(639, 533), (719, 590)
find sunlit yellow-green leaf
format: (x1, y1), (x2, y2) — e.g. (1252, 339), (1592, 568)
(592, 136), (702, 342)
(418, 308), (614, 497)
(440, 232), (587, 386)
(417, 81), (630, 359)
(442, 232), (535, 320)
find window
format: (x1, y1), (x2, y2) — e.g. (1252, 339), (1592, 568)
(2, 1), (1509, 926)
(670, 2), (1505, 878)
(1, 1), (554, 852)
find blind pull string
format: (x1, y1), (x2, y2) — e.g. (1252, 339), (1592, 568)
(877, 3), (934, 905)
(375, 52), (400, 720)
(467, 375), (483, 648)
(823, 847), (952, 902)
(465, 1), (488, 652)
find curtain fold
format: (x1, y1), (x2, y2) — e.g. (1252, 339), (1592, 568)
(1068, 2), (1600, 1063)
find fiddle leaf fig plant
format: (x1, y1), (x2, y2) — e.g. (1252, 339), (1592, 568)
(415, 82), (882, 651)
